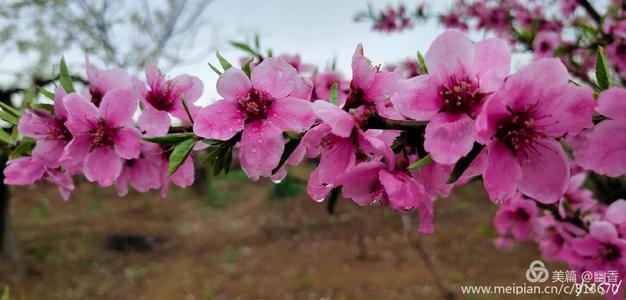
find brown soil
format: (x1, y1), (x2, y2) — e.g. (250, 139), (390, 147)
(0, 170), (595, 299)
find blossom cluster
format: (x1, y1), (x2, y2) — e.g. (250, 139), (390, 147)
(4, 28), (626, 297)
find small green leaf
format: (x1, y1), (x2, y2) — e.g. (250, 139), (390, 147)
(596, 46), (611, 91)
(254, 34), (261, 50)
(216, 52), (232, 71)
(9, 138), (36, 159)
(39, 87), (55, 100)
(447, 143), (485, 184)
(272, 138), (301, 174)
(59, 57), (76, 93)
(230, 41), (258, 56)
(0, 111), (19, 126)
(29, 103), (55, 112)
(181, 97), (194, 124)
(0, 128), (15, 145)
(168, 139), (196, 176)
(417, 51), (428, 74)
(408, 154), (433, 170)
(242, 59), (253, 78)
(328, 83), (339, 105)
(143, 132), (194, 145)
(0, 102), (22, 118)
(208, 62), (222, 75)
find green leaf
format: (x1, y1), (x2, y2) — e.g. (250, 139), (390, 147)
(9, 138), (36, 159)
(0, 102), (22, 118)
(143, 132), (194, 145)
(0, 286), (9, 300)
(216, 52), (232, 71)
(0, 128), (15, 145)
(230, 41), (258, 56)
(181, 97), (194, 124)
(29, 103), (55, 112)
(59, 57), (75, 93)
(0, 111), (19, 126)
(223, 146), (233, 175)
(328, 83), (339, 105)
(272, 138), (301, 174)
(208, 62), (222, 75)
(417, 51), (428, 74)
(596, 46), (611, 91)
(242, 59), (253, 78)
(39, 87), (55, 100)
(447, 143), (485, 184)
(254, 34), (261, 50)
(408, 154), (433, 170)
(168, 138), (196, 176)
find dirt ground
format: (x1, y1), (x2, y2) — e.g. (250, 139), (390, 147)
(0, 168), (598, 299)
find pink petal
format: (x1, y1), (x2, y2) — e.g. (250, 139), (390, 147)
(590, 221), (619, 243)
(129, 159), (161, 192)
(60, 135), (92, 164)
(64, 93), (99, 134)
(291, 76), (313, 101)
(358, 130), (396, 169)
(193, 100), (245, 141)
(424, 113), (476, 164)
(363, 70), (400, 102)
(300, 123), (332, 158)
(267, 97), (315, 132)
(173, 74), (204, 103)
(380, 170), (428, 211)
(239, 121), (284, 181)
(504, 58), (570, 110)
(32, 139), (65, 167)
(575, 120), (626, 176)
(3, 157), (45, 185)
(216, 68), (252, 100)
(17, 110), (56, 139)
(318, 138), (356, 185)
(484, 142), (521, 202)
(351, 44), (377, 89)
(336, 161), (385, 206)
(113, 127), (141, 159)
(99, 89), (137, 126)
(311, 100), (355, 137)
(251, 57), (297, 99)
(424, 31), (475, 81)
(86, 62), (133, 93)
(307, 167), (333, 202)
(606, 200), (626, 225)
(46, 168), (74, 200)
(597, 87), (626, 121)
(475, 95), (510, 144)
(145, 64), (165, 90)
(474, 37), (511, 92)
(83, 147), (123, 187)
(170, 157), (195, 188)
(538, 85), (595, 137)
(53, 86), (68, 119)
(391, 76), (441, 121)
(518, 139), (569, 204)
(138, 105), (170, 137)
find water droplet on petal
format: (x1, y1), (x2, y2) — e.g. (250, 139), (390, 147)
(271, 179), (282, 184)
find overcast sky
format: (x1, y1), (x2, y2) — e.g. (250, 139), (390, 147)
(172, 0), (456, 104)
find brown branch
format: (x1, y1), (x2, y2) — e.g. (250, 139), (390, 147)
(576, 0), (602, 25)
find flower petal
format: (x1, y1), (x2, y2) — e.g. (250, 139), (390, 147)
(239, 121), (284, 181)
(424, 113), (475, 164)
(173, 74), (204, 103)
(138, 105), (171, 137)
(538, 85), (596, 137)
(32, 139), (66, 167)
(193, 100), (246, 141)
(474, 37), (510, 92)
(113, 127), (141, 159)
(17, 109), (56, 139)
(217, 68), (251, 101)
(99, 89), (137, 126)
(483, 142), (521, 202)
(336, 161), (385, 206)
(267, 97), (315, 132)
(311, 100), (355, 137)
(3, 157), (45, 185)
(425, 30), (475, 81)
(64, 93), (99, 134)
(251, 57), (297, 99)
(518, 139), (569, 204)
(575, 120), (626, 176)
(391, 76), (441, 121)
(83, 147), (123, 187)
(597, 87), (626, 121)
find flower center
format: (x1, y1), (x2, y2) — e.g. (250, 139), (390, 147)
(238, 89), (273, 121)
(89, 119), (120, 148)
(495, 110), (540, 154)
(515, 208), (530, 221)
(439, 77), (485, 115)
(345, 87), (365, 109)
(90, 87), (104, 107)
(147, 83), (178, 111)
(49, 120), (73, 142)
(600, 244), (621, 262)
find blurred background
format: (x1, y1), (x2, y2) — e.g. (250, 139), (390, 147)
(0, 0), (559, 299)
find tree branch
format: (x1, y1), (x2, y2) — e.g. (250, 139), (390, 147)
(576, 0), (602, 25)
